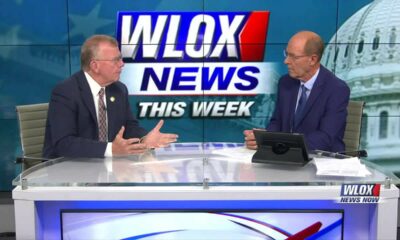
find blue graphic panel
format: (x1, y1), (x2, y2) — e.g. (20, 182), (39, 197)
(35, 200), (372, 240)
(0, 0), (68, 44)
(204, 0), (338, 44)
(67, 0), (203, 44)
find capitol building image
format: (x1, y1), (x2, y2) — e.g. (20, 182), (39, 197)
(322, 0), (400, 166)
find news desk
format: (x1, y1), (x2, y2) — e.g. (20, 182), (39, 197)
(12, 143), (399, 240)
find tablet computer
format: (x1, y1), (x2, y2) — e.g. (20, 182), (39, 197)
(252, 130), (311, 166)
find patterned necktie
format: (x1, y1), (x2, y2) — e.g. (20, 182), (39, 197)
(293, 85), (308, 127)
(98, 88), (108, 142)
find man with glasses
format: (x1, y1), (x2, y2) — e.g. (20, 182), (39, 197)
(244, 31), (350, 152)
(43, 35), (178, 158)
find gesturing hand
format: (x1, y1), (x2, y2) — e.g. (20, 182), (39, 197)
(142, 120), (178, 148)
(112, 126), (148, 156)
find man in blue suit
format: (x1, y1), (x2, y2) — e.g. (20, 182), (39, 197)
(43, 35), (178, 158)
(244, 31), (350, 152)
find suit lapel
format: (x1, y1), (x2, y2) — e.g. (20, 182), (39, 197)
(77, 71), (97, 124)
(105, 86), (117, 141)
(289, 81), (299, 130)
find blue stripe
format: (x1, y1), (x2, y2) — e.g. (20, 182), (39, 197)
(122, 229), (184, 240)
(306, 219), (342, 240)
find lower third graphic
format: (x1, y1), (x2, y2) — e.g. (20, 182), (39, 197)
(339, 184), (380, 203)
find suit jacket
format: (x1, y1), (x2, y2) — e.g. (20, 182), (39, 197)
(43, 71), (147, 158)
(267, 66), (350, 152)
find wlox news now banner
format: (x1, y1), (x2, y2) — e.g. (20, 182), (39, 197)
(340, 184), (381, 204)
(116, 11), (277, 119)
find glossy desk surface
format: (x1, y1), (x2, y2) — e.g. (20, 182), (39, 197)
(12, 143), (398, 187)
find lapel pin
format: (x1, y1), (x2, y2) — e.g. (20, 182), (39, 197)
(110, 96), (115, 102)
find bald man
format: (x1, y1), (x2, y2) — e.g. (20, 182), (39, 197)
(244, 31), (350, 152)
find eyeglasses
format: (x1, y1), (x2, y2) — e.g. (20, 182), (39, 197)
(93, 55), (123, 63)
(283, 50), (309, 60)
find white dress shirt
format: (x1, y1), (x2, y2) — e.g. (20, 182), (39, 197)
(295, 68), (320, 111)
(84, 72), (113, 157)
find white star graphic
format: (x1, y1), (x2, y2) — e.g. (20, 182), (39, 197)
(68, 3), (113, 40)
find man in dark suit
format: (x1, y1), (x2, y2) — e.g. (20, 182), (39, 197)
(244, 31), (350, 152)
(43, 35), (178, 158)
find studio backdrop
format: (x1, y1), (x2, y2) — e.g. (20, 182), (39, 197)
(1, 0), (398, 191)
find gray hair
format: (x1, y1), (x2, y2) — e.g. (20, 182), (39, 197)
(80, 35), (118, 71)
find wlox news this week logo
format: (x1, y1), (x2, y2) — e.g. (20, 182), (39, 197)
(339, 184), (380, 203)
(116, 11), (277, 118)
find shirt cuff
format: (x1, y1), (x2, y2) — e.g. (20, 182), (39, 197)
(104, 142), (113, 157)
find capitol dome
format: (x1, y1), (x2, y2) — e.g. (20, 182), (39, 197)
(322, 0), (400, 161)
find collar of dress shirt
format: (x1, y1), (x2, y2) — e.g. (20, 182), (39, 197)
(84, 71), (103, 97)
(302, 67), (320, 91)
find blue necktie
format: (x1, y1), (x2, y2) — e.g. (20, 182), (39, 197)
(293, 85), (308, 127)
